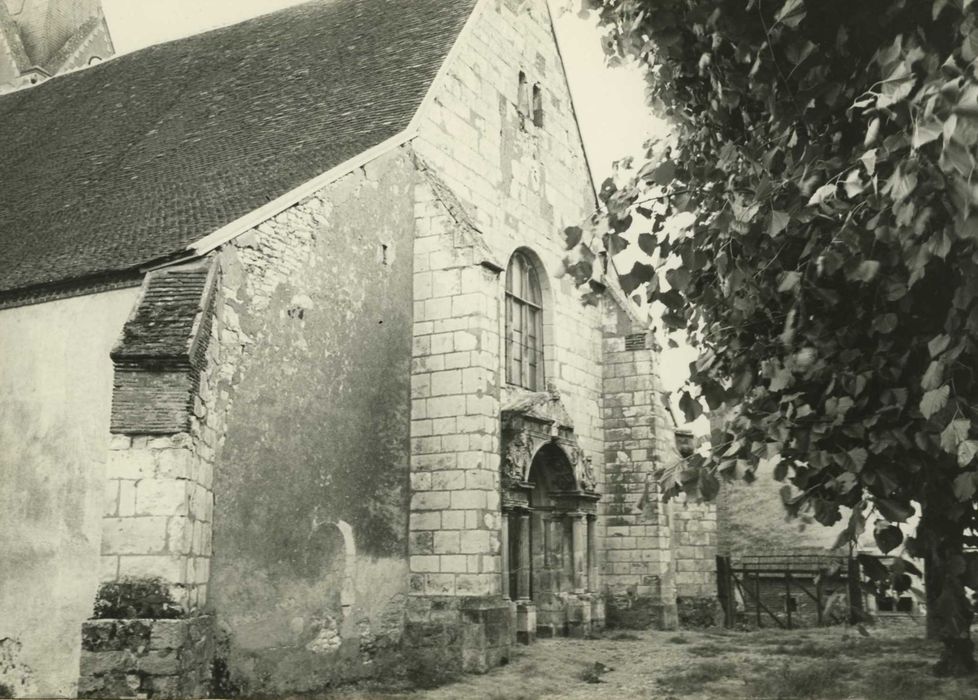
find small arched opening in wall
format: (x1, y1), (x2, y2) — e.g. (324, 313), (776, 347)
(310, 517), (357, 617)
(502, 246), (555, 393)
(333, 520), (356, 616)
(303, 519), (357, 656)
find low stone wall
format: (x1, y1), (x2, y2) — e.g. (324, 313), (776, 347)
(605, 582), (677, 630)
(403, 596), (512, 679)
(78, 616), (214, 699)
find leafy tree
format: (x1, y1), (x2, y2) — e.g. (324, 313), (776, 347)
(571, 0), (978, 675)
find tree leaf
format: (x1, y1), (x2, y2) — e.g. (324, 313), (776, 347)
(807, 183), (837, 207)
(651, 160), (677, 186)
(679, 391), (703, 423)
(958, 440), (978, 468)
(778, 270), (801, 293)
(845, 447), (868, 473)
(921, 360), (944, 391)
(563, 225), (583, 249)
(912, 116), (943, 149)
(886, 166), (918, 202)
(864, 117), (881, 148)
(637, 232), (657, 256)
(769, 210), (790, 237)
(920, 385), (950, 419)
(775, 0), (806, 28)
(859, 552), (890, 581)
(844, 169), (865, 198)
(874, 522), (903, 554)
(876, 499), (914, 523)
(928, 334), (951, 358)
(940, 418), (971, 455)
(852, 260), (880, 282)
(769, 367), (792, 393)
(780, 484), (800, 504)
(666, 267), (691, 292)
(872, 313), (897, 334)
(952, 472), (977, 501)
(619, 262), (655, 295)
(699, 471), (720, 501)
(603, 232), (630, 256)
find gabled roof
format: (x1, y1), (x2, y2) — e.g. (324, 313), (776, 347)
(0, 0), (478, 297)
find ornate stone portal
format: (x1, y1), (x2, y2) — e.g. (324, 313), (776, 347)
(499, 387), (602, 641)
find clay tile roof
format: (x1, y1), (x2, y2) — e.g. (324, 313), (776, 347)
(0, 0), (477, 297)
(111, 264), (214, 364)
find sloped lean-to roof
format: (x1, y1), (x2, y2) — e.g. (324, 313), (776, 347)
(0, 0), (478, 299)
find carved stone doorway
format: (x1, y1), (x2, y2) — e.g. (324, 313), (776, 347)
(500, 389), (600, 642)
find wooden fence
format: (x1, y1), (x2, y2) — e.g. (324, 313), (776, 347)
(716, 554), (864, 629)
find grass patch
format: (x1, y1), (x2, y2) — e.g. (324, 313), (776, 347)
(765, 641), (841, 658)
(657, 660), (737, 694)
(608, 631), (642, 641)
(687, 643), (732, 658)
(745, 659), (854, 700)
(578, 661), (613, 684)
(838, 634), (935, 659)
(857, 666), (940, 700)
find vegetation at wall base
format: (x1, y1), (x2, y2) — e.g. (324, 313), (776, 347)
(92, 577), (184, 619)
(569, 0), (978, 675)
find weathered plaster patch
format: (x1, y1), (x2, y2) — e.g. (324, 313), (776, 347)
(0, 638), (34, 698)
(206, 146), (416, 693)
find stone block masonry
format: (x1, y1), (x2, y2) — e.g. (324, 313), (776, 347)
(82, 263), (222, 696)
(77, 616), (214, 699)
(100, 262), (220, 611)
(671, 498), (719, 601)
(100, 432), (214, 610)
(403, 597), (512, 675)
(409, 176), (505, 603)
(599, 308), (678, 630)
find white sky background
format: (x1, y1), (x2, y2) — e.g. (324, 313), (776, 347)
(100, 0), (702, 431)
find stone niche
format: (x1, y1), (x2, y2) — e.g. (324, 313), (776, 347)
(499, 388), (604, 641)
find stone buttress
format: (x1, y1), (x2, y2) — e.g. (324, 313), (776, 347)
(79, 262), (219, 699)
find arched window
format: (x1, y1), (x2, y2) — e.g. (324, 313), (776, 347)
(506, 251), (544, 390)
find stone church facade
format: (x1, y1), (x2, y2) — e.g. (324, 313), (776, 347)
(0, 0), (716, 697)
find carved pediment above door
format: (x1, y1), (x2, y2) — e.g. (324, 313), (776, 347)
(500, 386), (598, 496)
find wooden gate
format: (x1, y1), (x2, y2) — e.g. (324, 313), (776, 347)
(716, 554), (863, 629)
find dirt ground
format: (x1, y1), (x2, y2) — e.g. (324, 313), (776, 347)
(316, 622), (978, 700)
